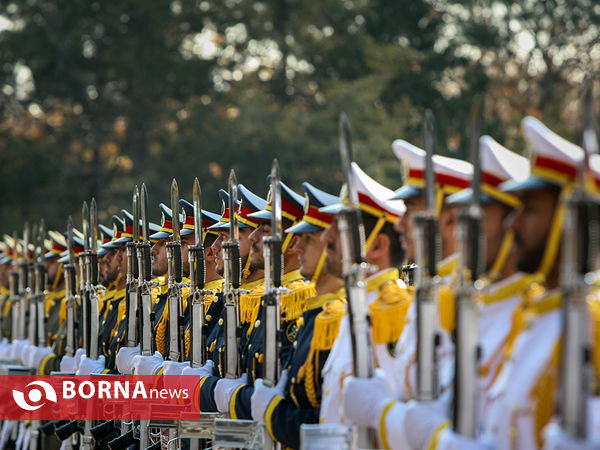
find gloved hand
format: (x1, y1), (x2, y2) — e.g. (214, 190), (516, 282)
(0, 337), (10, 358)
(542, 422), (600, 450)
(27, 346), (53, 370)
(342, 368), (393, 428)
(403, 396), (450, 449)
(77, 355), (106, 375)
(162, 360), (190, 391)
(214, 373), (248, 414)
(133, 351), (164, 375)
(116, 344), (140, 374)
(10, 339), (28, 362)
(19, 342), (33, 366)
(74, 348), (86, 368)
(60, 355), (77, 373)
(251, 370), (289, 424)
(181, 360), (214, 378)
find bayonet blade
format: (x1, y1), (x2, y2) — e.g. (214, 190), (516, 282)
(23, 222), (30, 264)
(469, 99), (482, 210)
(38, 219), (46, 264)
(423, 109), (436, 214)
(82, 202), (90, 252)
(90, 198), (98, 253)
(171, 179), (180, 242)
(67, 217), (75, 264)
(228, 170), (239, 242)
(270, 159), (282, 240)
(31, 223), (38, 263)
(133, 186), (140, 243)
(339, 113), (359, 208)
(193, 178), (203, 247)
(11, 231), (18, 271)
(141, 183), (149, 244)
(584, 80), (598, 158)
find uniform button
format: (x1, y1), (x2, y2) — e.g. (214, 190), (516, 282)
(206, 315), (212, 322)
(255, 352), (259, 358)
(218, 318), (224, 326)
(293, 341), (297, 348)
(325, 388), (330, 396)
(291, 377), (295, 383)
(255, 320), (260, 328)
(248, 344), (252, 349)
(340, 369), (345, 376)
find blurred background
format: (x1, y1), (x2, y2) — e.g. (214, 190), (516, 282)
(0, 0), (598, 231)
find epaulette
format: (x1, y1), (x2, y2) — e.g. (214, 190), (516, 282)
(312, 290), (347, 351)
(280, 279), (316, 323)
(369, 281), (412, 345)
(3, 299), (11, 319)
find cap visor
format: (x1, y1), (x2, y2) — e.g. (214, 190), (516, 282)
(111, 236), (132, 245)
(150, 231), (170, 240)
(247, 210), (272, 221)
(207, 221), (229, 231)
(390, 185), (422, 200)
(500, 176), (557, 193)
(285, 222), (324, 235)
(318, 203), (344, 215)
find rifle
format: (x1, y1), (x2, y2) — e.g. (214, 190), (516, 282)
(337, 114), (376, 448)
(557, 81), (598, 440)
(451, 101), (483, 437)
(137, 184), (155, 450)
(223, 170), (242, 379)
(413, 110), (442, 402)
(34, 220), (48, 348)
(64, 217), (80, 359)
(16, 224), (30, 342)
(126, 187), (140, 348)
(9, 232), (19, 344)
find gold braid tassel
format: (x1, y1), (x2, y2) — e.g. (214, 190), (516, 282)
(155, 303), (169, 356)
(369, 282), (412, 345)
(588, 296), (600, 394)
(184, 325), (191, 359)
(3, 299), (11, 319)
(241, 285), (265, 327)
(59, 297), (67, 327)
(280, 281), (315, 323)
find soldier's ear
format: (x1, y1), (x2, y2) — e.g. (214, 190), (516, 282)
(286, 235), (301, 255)
(366, 233), (390, 261)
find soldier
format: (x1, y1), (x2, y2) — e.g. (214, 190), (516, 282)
(249, 182), (345, 449)
(317, 162), (408, 426)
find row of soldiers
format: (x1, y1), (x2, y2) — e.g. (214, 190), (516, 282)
(0, 104), (600, 450)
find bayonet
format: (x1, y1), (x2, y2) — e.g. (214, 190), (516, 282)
(35, 220), (47, 348)
(126, 187), (140, 347)
(17, 223), (30, 341)
(64, 217), (78, 357)
(414, 109), (441, 402)
(9, 231), (19, 343)
(189, 178), (208, 367)
(27, 224), (38, 345)
(88, 198), (100, 360)
(262, 159), (286, 388)
(452, 98), (483, 437)
(223, 169), (242, 378)
(167, 178), (184, 361)
(81, 201), (91, 355)
(138, 183), (154, 356)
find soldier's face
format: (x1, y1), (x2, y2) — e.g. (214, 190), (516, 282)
(510, 188), (559, 273)
(46, 258), (60, 285)
(151, 239), (168, 277)
(239, 227), (253, 269)
(212, 231), (227, 275)
(291, 231), (325, 280)
(181, 233), (195, 276)
(117, 246), (129, 279)
(102, 248), (120, 283)
(395, 196), (425, 262)
(321, 219), (343, 278)
(482, 203), (509, 271)
(249, 222), (266, 272)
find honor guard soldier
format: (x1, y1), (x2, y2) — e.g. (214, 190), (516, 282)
(191, 184), (268, 411)
(317, 162), (408, 426)
(250, 182), (345, 449)
(217, 177), (315, 420)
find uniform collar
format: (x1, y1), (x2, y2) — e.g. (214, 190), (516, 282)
(366, 268), (400, 293)
(306, 287), (346, 311)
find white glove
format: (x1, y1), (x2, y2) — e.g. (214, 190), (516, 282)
(403, 397), (450, 449)
(60, 355), (76, 373)
(19, 342), (33, 365)
(214, 373), (248, 414)
(116, 345), (140, 374)
(28, 346), (53, 370)
(163, 360), (190, 376)
(542, 422), (600, 450)
(181, 360), (214, 378)
(342, 368), (393, 429)
(10, 339), (28, 362)
(251, 370), (289, 424)
(0, 337), (10, 358)
(74, 348), (86, 368)
(133, 351), (164, 375)
(77, 355), (106, 375)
